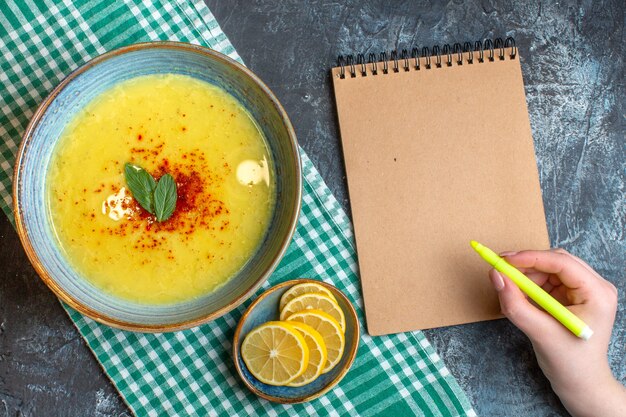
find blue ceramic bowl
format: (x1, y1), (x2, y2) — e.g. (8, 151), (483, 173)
(233, 279), (360, 403)
(13, 42), (301, 332)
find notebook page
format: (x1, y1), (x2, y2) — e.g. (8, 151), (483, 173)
(331, 52), (549, 335)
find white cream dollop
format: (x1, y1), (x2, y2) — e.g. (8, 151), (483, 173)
(102, 187), (134, 221)
(236, 157), (269, 186)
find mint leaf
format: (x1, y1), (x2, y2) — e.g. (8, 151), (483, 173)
(154, 173), (177, 222)
(124, 163), (157, 214)
(124, 163), (177, 222)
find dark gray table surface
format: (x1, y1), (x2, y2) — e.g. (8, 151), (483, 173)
(1, 1), (624, 416)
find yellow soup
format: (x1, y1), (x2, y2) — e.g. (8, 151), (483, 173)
(47, 74), (275, 304)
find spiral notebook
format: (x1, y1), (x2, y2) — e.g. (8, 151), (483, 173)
(331, 38), (550, 336)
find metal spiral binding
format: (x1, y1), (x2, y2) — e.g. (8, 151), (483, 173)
(463, 42), (474, 64)
(453, 43), (463, 65)
(442, 44), (452, 67)
(432, 45), (442, 67)
(390, 50), (399, 72)
(368, 53), (378, 75)
(337, 37), (517, 78)
(411, 48), (420, 70)
(422, 46), (431, 69)
(346, 55), (356, 77)
(338, 55), (345, 78)
(504, 37), (516, 59)
(380, 51), (389, 74)
(401, 49), (410, 71)
(484, 39), (495, 61)
(357, 53), (366, 76)
(475, 40), (484, 62)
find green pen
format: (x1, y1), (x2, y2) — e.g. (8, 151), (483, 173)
(470, 240), (593, 340)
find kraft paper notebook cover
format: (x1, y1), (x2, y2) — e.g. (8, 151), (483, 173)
(331, 38), (550, 336)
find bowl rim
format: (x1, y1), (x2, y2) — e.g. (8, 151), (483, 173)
(232, 279), (360, 404)
(12, 41), (302, 332)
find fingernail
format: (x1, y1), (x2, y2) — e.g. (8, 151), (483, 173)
(490, 270), (505, 291)
(499, 251), (517, 257)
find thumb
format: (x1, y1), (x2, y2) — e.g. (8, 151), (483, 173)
(489, 269), (561, 341)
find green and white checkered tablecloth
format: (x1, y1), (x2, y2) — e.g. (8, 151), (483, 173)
(0, 1), (477, 415)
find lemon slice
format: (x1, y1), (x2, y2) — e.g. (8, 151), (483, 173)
(241, 321), (309, 386)
(280, 292), (346, 333)
(279, 282), (337, 311)
(285, 322), (328, 387)
(287, 310), (345, 373)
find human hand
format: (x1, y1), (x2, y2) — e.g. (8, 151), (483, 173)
(488, 249), (625, 417)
